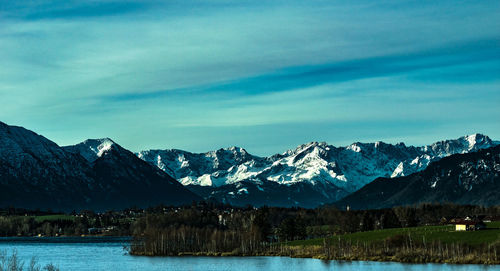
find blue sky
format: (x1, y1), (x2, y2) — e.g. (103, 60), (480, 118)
(1, 0), (499, 155)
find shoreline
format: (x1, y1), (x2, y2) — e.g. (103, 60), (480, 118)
(2, 236), (498, 265)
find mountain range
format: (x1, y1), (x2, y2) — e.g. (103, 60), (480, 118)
(0, 120), (498, 210)
(138, 134), (497, 207)
(336, 144), (500, 209)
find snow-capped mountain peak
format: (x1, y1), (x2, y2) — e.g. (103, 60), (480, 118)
(86, 138), (115, 157)
(284, 141), (328, 156)
(347, 143), (362, 153)
(137, 133), (498, 207)
(64, 138), (117, 162)
(464, 133), (490, 150)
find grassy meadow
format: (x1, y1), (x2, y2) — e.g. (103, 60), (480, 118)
(287, 222), (500, 247)
(277, 222), (500, 264)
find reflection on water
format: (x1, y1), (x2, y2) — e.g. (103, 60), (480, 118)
(0, 239), (497, 271)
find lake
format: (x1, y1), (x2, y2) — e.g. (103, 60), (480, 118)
(0, 238), (497, 271)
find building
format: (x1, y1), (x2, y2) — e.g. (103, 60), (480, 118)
(454, 220), (486, 231)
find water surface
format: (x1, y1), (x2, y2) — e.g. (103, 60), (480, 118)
(0, 238), (496, 271)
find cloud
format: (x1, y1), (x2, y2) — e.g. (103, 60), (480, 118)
(0, 1), (151, 20)
(97, 37), (500, 103)
(0, 0), (499, 154)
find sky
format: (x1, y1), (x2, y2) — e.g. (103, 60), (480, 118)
(0, 0), (499, 156)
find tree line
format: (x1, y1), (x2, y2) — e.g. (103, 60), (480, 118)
(0, 209), (136, 237)
(128, 202), (500, 258)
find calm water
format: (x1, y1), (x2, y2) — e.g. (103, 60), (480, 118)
(0, 238), (497, 271)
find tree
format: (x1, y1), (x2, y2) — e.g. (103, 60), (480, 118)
(360, 212), (374, 232)
(379, 209), (401, 229)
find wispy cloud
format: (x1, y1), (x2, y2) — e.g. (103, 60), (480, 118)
(99, 37), (500, 103)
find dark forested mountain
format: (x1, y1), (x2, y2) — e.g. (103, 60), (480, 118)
(335, 145), (500, 210)
(0, 122), (200, 211)
(138, 134), (497, 207)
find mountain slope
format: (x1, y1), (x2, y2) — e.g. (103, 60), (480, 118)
(335, 145), (500, 210)
(0, 121), (95, 210)
(0, 121), (200, 211)
(64, 138), (202, 210)
(138, 134), (497, 207)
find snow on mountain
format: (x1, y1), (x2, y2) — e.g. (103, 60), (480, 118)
(390, 133), (496, 178)
(137, 146), (265, 187)
(336, 144), (500, 209)
(137, 133), (497, 204)
(63, 138), (117, 163)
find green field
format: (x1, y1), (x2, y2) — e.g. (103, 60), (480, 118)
(287, 222), (500, 247)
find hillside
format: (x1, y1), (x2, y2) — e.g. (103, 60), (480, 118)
(0, 121), (201, 211)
